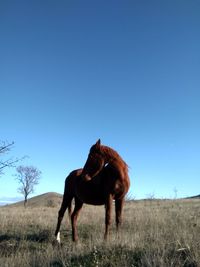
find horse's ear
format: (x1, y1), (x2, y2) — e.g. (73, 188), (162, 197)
(96, 139), (101, 148)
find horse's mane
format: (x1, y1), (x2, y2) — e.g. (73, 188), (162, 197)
(101, 145), (129, 173)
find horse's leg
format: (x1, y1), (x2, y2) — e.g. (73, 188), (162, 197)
(55, 196), (72, 243)
(104, 194), (113, 240)
(71, 197), (83, 242)
(115, 198), (124, 232)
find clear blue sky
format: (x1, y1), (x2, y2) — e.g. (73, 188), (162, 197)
(1, 0), (200, 203)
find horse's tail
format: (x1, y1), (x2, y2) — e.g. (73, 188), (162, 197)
(62, 170), (77, 221)
(68, 197), (73, 220)
(58, 168), (80, 223)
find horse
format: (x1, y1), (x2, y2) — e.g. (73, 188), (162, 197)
(55, 139), (130, 243)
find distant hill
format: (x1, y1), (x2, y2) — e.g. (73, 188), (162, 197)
(187, 194), (200, 199)
(6, 192), (63, 208)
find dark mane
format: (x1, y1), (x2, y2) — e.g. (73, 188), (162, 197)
(101, 145), (128, 172)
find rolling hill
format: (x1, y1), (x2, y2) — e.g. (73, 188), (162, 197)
(5, 192), (63, 208)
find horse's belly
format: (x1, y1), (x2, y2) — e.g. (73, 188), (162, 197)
(76, 185), (106, 205)
(84, 198), (105, 205)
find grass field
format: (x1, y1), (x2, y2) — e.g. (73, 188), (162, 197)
(0, 195), (200, 267)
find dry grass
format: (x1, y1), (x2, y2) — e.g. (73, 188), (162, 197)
(0, 198), (200, 267)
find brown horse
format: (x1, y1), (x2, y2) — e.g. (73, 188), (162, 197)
(55, 139), (130, 243)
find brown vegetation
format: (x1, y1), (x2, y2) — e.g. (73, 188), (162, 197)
(0, 193), (200, 266)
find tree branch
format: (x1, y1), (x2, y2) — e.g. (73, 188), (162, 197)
(0, 141), (27, 176)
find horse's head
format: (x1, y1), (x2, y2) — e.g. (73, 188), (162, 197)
(81, 139), (105, 181)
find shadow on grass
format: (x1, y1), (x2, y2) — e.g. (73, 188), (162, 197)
(0, 229), (51, 243)
(0, 230), (52, 256)
(0, 234), (21, 242)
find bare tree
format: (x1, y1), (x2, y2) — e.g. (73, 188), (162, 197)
(173, 187), (178, 199)
(0, 141), (23, 176)
(16, 165), (41, 207)
(146, 192), (155, 200)
(125, 192), (135, 201)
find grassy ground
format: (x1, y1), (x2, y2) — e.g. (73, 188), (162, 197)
(0, 198), (200, 267)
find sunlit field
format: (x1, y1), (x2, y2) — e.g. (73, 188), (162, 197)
(0, 198), (200, 267)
